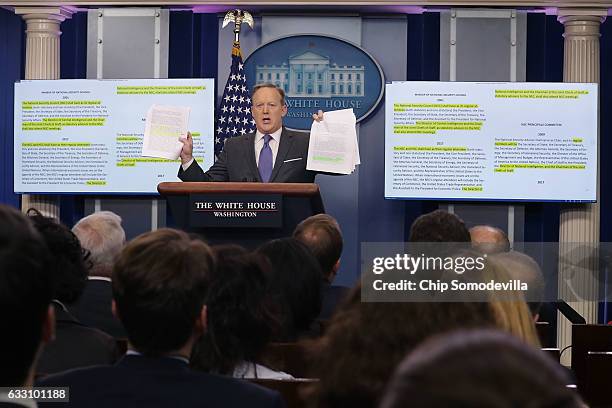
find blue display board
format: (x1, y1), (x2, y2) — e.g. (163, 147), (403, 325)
(385, 81), (598, 202)
(14, 78), (214, 194)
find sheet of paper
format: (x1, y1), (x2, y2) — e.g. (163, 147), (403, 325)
(307, 108), (360, 174)
(142, 104), (191, 160)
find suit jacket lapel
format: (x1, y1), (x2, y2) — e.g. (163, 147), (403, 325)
(245, 133), (262, 182)
(270, 128), (293, 182)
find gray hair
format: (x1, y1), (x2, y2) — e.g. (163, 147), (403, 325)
(72, 211), (126, 276)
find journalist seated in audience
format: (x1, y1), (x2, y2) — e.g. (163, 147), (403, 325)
(39, 229), (285, 408)
(490, 250), (546, 319)
(306, 284), (498, 408)
(191, 245), (292, 379)
(0, 205), (54, 395)
(409, 209), (471, 243)
(71, 211), (127, 338)
(379, 330), (583, 408)
(257, 238), (323, 341)
(28, 209), (119, 376)
(447, 250), (541, 347)
(293, 214), (350, 321)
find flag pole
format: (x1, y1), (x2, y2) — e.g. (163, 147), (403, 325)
(215, 10), (256, 158)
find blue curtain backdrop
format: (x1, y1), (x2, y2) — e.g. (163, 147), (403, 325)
(403, 12), (441, 240)
(59, 12), (88, 226)
(524, 13), (563, 245)
(169, 12), (218, 88)
(0, 9), (24, 208)
(166, 11), (219, 227)
(523, 13), (564, 335)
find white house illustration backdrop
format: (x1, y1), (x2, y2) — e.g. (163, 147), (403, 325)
(255, 51), (365, 98)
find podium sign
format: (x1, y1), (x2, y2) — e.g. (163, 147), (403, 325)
(189, 194), (283, 228)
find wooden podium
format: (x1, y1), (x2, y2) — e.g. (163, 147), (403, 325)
(158, 182), (325, 248)
(571, 324), (612, 406)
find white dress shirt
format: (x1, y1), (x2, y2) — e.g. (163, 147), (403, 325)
(254, 127), (282, 168)
(232, 361), (294, 380)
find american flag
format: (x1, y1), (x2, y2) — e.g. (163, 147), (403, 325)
(215, 41), (256, 156)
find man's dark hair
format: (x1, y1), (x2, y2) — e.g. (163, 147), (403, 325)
(27, 209), (88, 305)
(307, 285), (497, 408)
(380, 330), (582, 408)
(293, 214), (343, 281)
(0, 205), (53, 385)
(257, 238), (322, 340)
(112, 228), (214, 356)
(191, 246), (280, 375)
(252, 83), (286, 106)
(409, 210), (471, 243)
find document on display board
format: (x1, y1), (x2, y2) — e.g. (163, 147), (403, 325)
(384, 81), (598, 202)
(306, 108), (360, 174)
(14, 78), (215, 194)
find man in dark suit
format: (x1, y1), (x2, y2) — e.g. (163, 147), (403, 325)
(39, 229), (285, 408)
(36, 301), (119, 375)
(178, 83), (322, 183)
(293, 214), (350, 321)
(26, 211), (119, 376)
(0, 205), (54, 404)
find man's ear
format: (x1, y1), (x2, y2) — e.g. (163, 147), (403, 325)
(281, 104), (288, 117)
(42, 304), (55, 343)
(111, 299), (120, 321)
(195, 305), (207, 335)
(329, 259), (341, 283)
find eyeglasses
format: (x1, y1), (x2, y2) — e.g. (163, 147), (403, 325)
(82, 248), (94, 271)
(252, 102), (283, 111)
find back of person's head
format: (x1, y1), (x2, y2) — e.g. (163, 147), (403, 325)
(490, 250), (545, 316)
(379, 329), (582, 408)
(293, 214), (343, 283)
(72, 211), (126, 278)
(27, 209), (88, 305)
(308, 284), (497, 408)
(112, 228), (214, 356)
(409, 210), (471, 243)
(469, 225), (510, 254)
(257, 238), (322, 340)
(448, 252), (540, 346)
(0, 205), (53, 386)
(191, 246), (279, 375)
(210, 244), (249, 260)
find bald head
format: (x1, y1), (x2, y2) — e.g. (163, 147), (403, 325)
(469, 225), (510, 255)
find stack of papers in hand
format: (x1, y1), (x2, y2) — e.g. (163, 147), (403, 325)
(142, 104), (191, 160)
(306, 108), (360, 175)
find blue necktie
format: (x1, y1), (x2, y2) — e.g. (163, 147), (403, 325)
(258, 134), (273, 182)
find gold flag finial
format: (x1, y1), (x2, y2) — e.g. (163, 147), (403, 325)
(222, 9), (254, 43)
